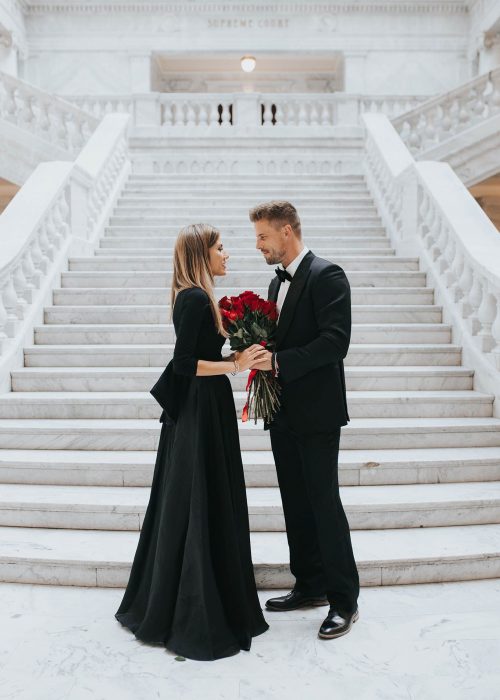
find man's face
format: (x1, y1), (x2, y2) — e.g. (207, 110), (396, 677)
(254, 219), (287, 266)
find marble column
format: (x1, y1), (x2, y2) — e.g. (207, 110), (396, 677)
(343, 50), (367, 93)
(128, 52), (152, 93)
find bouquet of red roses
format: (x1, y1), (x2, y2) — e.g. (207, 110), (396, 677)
(219, 290), (281, 424)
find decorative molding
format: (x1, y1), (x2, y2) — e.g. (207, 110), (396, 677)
(23, 1), (469, 15)
(0, 23), (13, 48)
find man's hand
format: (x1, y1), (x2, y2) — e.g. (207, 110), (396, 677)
(250, 349), (273, 371)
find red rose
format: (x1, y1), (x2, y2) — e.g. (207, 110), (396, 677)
(246, 297), (261, 312)
(232, 299), (245, 319)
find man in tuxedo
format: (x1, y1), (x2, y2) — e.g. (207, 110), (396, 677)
(249, 200), (360, 640)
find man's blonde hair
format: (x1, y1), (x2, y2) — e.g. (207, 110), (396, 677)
(249, 200), (301, 238)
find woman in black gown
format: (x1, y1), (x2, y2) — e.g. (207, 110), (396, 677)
(115, 223), (269, 660)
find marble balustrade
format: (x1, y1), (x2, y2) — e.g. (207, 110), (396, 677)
(363, 112), (500, 411)
(0, 70), (98, 154)
(0, 113), (131, 389)
(65, 92), (428, 132)
(392, 66), (500, 156)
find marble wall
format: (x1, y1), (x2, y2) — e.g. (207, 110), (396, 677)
(13, 0), (473, 97)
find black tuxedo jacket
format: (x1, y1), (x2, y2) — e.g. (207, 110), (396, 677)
(266, 250), (351, 434)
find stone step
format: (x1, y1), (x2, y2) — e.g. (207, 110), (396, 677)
(117, 196), (376, 206)
(99, 236), (392, 250)
(11, 365), (474, 393)
(43, 304), (442, 325)
(1, 482), (500, 531)
(108, 214), (382, 226)
(124, 179), (368, 188)
(118, 194), (374, 204)
(123, 188), (371, 197)
(124, 179), (368, 187)
(51, 286), (435, 306)
(1, 523), (499, 587)
(59, 270), (427, 288)
(95, 246), (396, 258)
(0, 390), (491, 420)
(104, 226), (387, 238)
(33, 322), (451, 345)
(128, 174), (366, 182)
(23, 343), (462, 367)
(0, 417), (499, 451)
(67, 256), (419, 273)
(2, 446), (499, 487)
(113, 204), (379, 216)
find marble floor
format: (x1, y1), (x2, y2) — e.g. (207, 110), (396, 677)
(1, 580), (499, 700)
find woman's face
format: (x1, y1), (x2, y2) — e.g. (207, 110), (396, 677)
(209, 236), (229, 277)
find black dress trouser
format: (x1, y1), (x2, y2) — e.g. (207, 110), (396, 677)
(270, 418), (360, 613)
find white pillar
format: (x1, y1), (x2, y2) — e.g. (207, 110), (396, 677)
(129, 52), (151, 93)
(233, 93), (261, 130)
(343, 51), (367, 94)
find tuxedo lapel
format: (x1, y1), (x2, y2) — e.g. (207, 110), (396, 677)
(269, 277), (280, 304)
(276, 251), (315, 347)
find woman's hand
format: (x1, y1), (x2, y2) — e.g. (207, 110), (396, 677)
(236, 345), (268, 372)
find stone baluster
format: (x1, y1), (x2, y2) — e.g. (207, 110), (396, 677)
(477, 283), (496, 351)
(12, 261), (29, 313)
(30, 234), (48, 276)
(468, 274), (483, 335)
(0, 282), (7, 351)
(173, 102), (184, 126)
(321, 102), (332, 126)
(186, 102), (197, 126)
(310, 102), (319, 126)
(208, 102), (219, 126)
(491, 293), (500, 368)
(458, 260), (473, 317)
(21, 246), (39, 301)
(448, 246), (464, 302)
(262, 101), (273, 126)
(220, 103), (231, 126)
(297, 101), (308, 126)
(4, 83), (16, 117)
(162, 102), (174, 126)
(2, 276), (20, 337)
(20, 92), (34, 125)
(275, 102), (284, 126)
(198, 103), (209, 126)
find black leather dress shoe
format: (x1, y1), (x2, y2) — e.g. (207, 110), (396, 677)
(318, 607), (359, 639)
(265, 589), (328, 611)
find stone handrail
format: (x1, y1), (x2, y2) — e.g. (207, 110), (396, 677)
(0, 113), (130, 392)
(392, 67), (500, 155)
(64, 92), (429, 131)
(363, 112), (500, 410)
(0, 70), (99, 153)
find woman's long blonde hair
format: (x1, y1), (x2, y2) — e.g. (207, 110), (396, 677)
(171, 223), (228, 336)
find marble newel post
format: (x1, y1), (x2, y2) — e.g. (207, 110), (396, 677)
(233, 93), (261, 132)
(129, 52), (160, 128)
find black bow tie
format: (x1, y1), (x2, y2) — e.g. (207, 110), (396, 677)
(275, 267), (292, 284)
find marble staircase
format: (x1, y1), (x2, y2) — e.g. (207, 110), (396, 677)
(1, 172), (500, 588)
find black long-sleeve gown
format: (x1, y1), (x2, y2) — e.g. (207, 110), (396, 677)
(115, 286), (268, 660)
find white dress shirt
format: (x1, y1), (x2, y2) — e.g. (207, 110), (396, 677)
(276, 246), (310, 317)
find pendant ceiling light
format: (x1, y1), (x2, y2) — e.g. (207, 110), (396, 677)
(240, 55), (257, 73)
